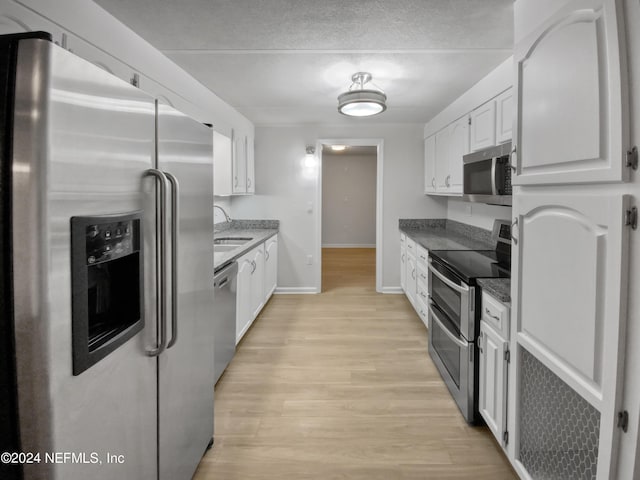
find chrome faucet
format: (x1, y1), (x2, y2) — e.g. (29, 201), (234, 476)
(213, 204), (232, 223)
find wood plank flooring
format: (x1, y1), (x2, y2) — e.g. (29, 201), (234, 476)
(194, 248), (517, 479)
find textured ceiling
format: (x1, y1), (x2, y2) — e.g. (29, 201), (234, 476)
(94, 0), (514, 125)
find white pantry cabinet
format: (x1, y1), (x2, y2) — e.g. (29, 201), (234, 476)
(509, 191), (631, 479)
(469, 100), (496, 152)
(264, 235), (278, 299)
(512, 0), (628, 185)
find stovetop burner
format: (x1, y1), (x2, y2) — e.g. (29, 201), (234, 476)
(429, 249), (510, 283)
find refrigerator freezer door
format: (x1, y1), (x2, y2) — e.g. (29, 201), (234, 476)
(11, 39), (158, 479)
(156, 103), (215, 480)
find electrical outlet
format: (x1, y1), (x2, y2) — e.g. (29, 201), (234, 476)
(306, 255), (313, 265)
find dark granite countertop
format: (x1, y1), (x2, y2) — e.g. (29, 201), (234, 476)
(214, 220), (279, 273)
(399, 219), (494, 251)
(477, 278), (511, 304)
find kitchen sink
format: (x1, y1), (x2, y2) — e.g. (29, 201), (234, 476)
(214, 237), (253, 246)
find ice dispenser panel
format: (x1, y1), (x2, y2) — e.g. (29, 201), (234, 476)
(71, 212), (144, 375)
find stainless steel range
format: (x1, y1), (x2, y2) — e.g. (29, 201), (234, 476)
(427, 220), (511, 424)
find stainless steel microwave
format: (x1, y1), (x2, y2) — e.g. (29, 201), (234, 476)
(462, 142), (512, 206)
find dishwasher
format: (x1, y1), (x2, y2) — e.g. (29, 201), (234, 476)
(213, 262), (238, 384)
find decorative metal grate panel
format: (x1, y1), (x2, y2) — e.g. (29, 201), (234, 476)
(519, 348), (600, 480)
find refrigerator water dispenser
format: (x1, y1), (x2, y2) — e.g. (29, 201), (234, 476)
(71, 212), (144, 375)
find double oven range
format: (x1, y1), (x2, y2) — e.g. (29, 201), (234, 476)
(427, 220), (511, 424)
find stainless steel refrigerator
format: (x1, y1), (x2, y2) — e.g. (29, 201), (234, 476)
(0, 32), (215, 480)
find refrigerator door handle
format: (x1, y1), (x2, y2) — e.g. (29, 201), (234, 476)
(145, 169), (169, 357)
(164, 171), (180, 349)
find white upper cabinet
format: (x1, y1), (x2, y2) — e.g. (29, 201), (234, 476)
(213, 131), (233, 196)
(424, 135), (436, 194)
(435, 128), (450, 192)
(513, 0), (628, 185)
(215, 129), (255, 196)
(495, 88), (513, 144)
(469, 100), (497, 152)
(447, 116), (469, 194)
(511, 192), (631, 479)
(246, 135), (255, 194)
(232, 130), (247, 194)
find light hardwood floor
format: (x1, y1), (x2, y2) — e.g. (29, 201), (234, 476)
(194, 248), (517, 479)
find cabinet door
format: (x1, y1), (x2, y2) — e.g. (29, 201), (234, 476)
(479, 322), (508, 447)
(469, 100), (496, 152)
(232, 129), (247, 194)
(513, 0), (627, 185)
(405, 253), (417, 307)
(435, 128), (450, 192)
(400, 235), (406, 292)
(448, 116), (469, 194)
(236, 256), (253, 343)
(424, 135), (436, 193)
(264, 236), (278, 300)
(246, 135), (255, 194)
(495, 89), (513, 144)
(511, 192), (630, 479)
(213, 131), (233, 196)
(250, 245), (265, 319)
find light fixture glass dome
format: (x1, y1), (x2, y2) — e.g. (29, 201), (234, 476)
(338, 72), (387, 117)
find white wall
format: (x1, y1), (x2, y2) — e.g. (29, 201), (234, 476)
(322, 153), (376, 247)
(1, 0), (253, 137)
(447, 198), (512, 231)
(231, 124), (447, 292)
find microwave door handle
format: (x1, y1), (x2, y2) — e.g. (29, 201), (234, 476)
(428, 302), (468, 349)
(164, 171), (179, 349)
(428, 259), (469, 294)
(490, 157), (497, 195)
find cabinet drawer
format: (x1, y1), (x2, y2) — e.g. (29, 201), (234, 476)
(416, 263), (429, 285)
(417, 279), (429, 305)
(416, 245), (429, 266)
(482, 292), (509, 339)
(416, 296), (429, 327)
(406, 237), (416, 254)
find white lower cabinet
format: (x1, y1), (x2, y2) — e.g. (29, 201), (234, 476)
(400, 234), (407, 292)
(479, 320), (509, 448)
(400, 232), (429, 325)
(235, 236), (278, 344)
(405, 252), (417, 307)
(264, 235), (278, 299)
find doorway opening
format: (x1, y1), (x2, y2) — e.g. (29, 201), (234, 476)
(316, 139), (383, 293)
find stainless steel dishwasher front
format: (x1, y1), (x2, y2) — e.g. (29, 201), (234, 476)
(213, 262), (238, 384)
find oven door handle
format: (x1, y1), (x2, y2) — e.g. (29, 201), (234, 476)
(428, 260), (469, 294)
(428, 303), (468, 349)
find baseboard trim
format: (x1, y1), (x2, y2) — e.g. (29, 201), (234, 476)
(321, 244), (376, 248)
(380, 286), (403, 294)
(274, 287), (318, 294)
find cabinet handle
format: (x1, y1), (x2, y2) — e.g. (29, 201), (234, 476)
(420, 292), (427, 299)
(511, 218), (519, 245)
(265, 250), (269, 261)
(485, 308), (501, 322)
(420, 273), (427, 280)
(445, 175), (450, 187)
(234, 176), (238, 187)
(420, 255), (426, 260)
(401, 254), (405, 263)
(478, 331), (484, 354)
(411, 268), (416, 280)
(431, 177), (436, 188)
(251, 260), (256, 274)
(247, 177), (252, 189)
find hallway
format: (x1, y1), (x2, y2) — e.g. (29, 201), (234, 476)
(194, 248), (516, 479)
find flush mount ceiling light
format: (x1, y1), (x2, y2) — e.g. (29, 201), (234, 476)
(337, 72), (387, 117)
(330, 145), (347, 151)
